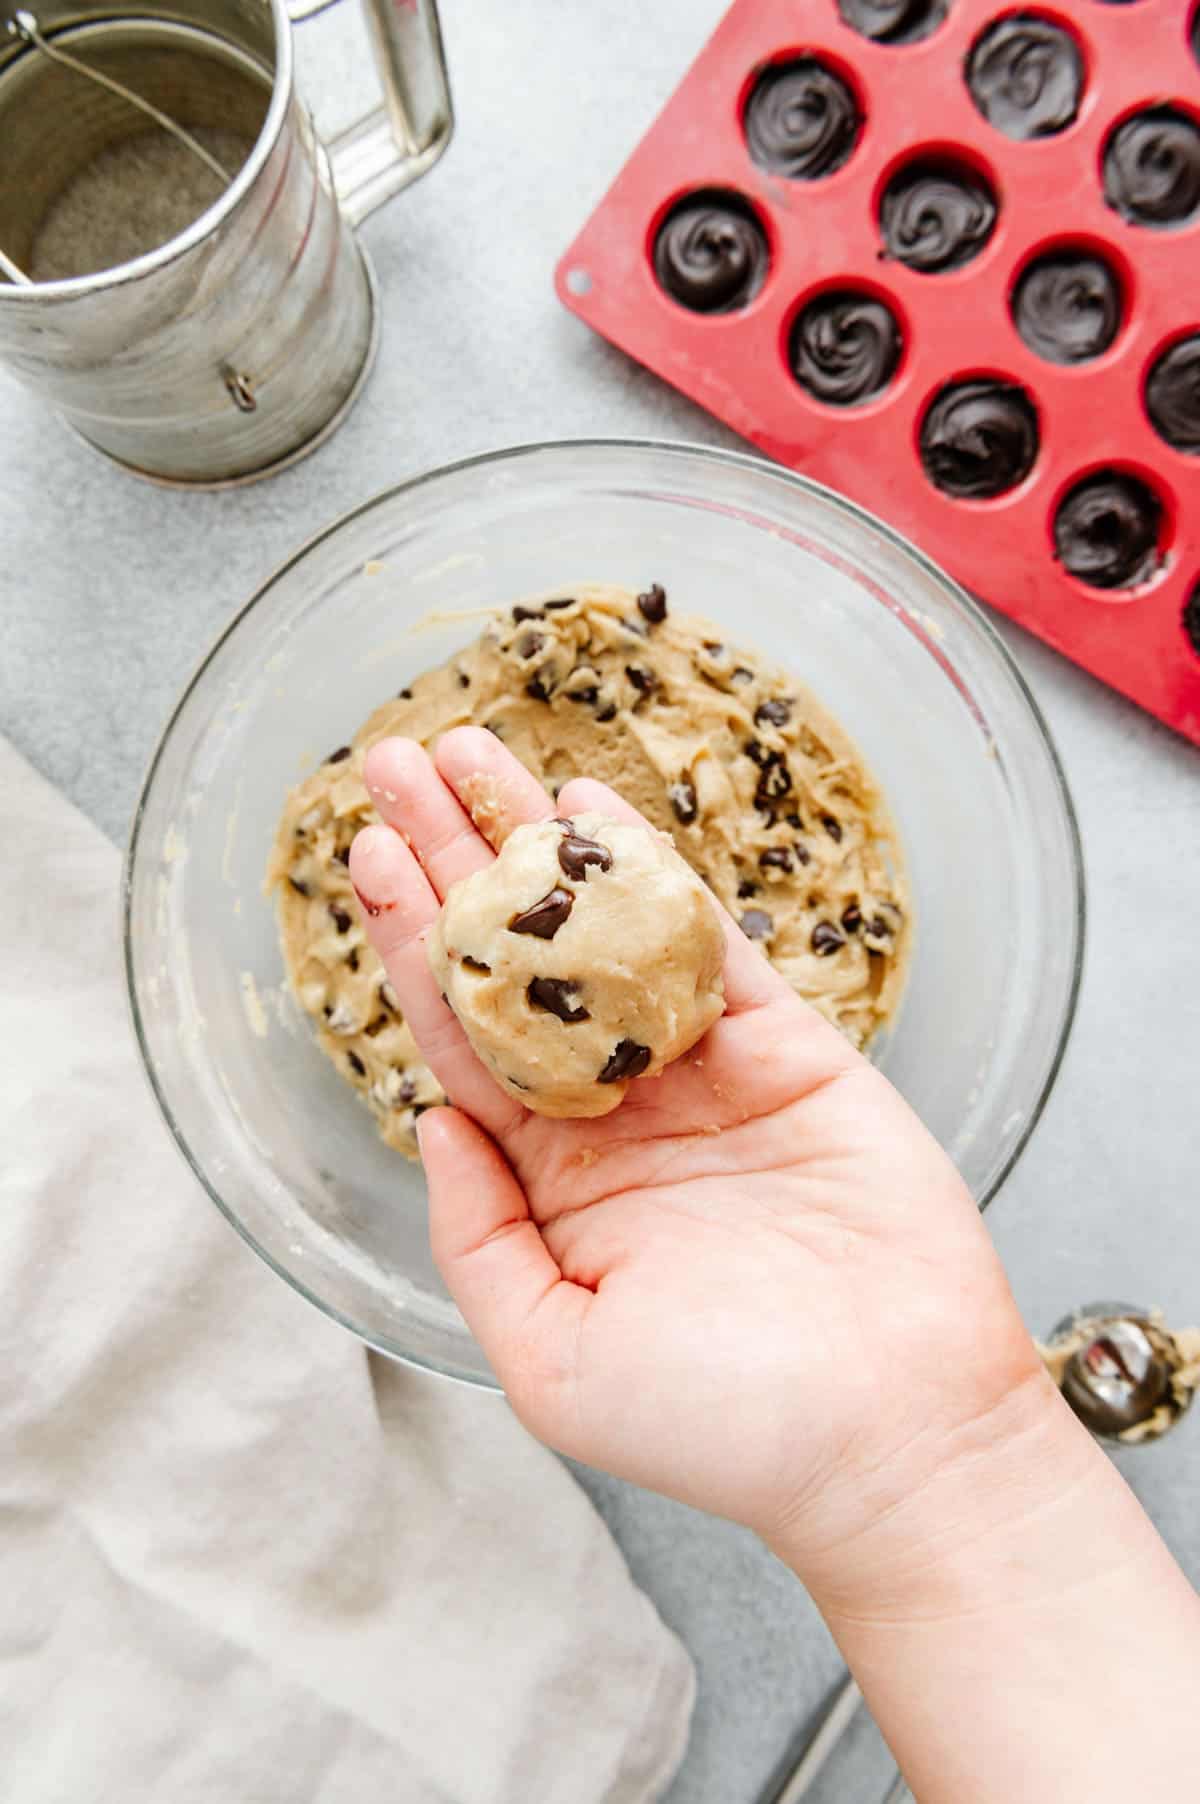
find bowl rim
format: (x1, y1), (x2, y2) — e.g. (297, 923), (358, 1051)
(123, 435), (1086, 1376)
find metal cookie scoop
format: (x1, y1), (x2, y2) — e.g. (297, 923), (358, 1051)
(1041, 1300), (1199, 1444)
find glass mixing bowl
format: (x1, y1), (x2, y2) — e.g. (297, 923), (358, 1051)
(125, 440), (1084, 1386)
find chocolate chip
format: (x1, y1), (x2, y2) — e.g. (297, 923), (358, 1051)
(669, 780), (698, 824)
(525, 675), (551, 702)
(755, 699), (791, 727)
(786, 812), (803, 829)
(737, 878), (759, 898)
(822, 816), (843, 843)
(731, 666), (754, 685)
(365, 1015), (389, 1037)
(558, 832), (613, 880)
(517, 630), (545, 659)
(567, 685), (599, 704)
(596, 703), (617, 722)
(327, 746), (352, 764)
(740, 908), (774, 940)
(330, 906), (352, 934)
(527, 977), (590, 1022)
(397, 687), (413, 700)
(625, 664), (656, 694)
(841, 903), (863, 933)
(509, 887), (574, 938)
(811, 922), (845, 956)
(458, 672), (470, 688)
(755, 756), (793, 809)
(397, 1073), (417, 1103)
(288, 876), (310, 897)
(793, 841), (812, 866)
(507, 1075), (532, 1091)
(703, 640), (726, 657)
(637, 583), (668, 624)
(333, 846), (351, 866)
(513, 604), (544, 622)
(461, 955), (492, 973)
(545, 596), (575, 610)
(744, 739), (769, 767)
(380, 981), (399, 1012)
(623, 618), (648, 638)
(598, 1038), (652, 1083)
(759, 847), (793, 871)
(347, 948), (359, 972)
(347, 1051), (366, 1077)
(866, 912), (896, 938)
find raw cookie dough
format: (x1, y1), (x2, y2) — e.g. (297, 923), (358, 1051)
(428, 813), (725, 1118)
(269, 584), (909, 1157)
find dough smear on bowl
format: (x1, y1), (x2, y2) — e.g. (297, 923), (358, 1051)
(428, 811), (726, 1118)
(268, 583), (909, 1157)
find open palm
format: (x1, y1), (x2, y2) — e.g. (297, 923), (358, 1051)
(351, 727), (1038, 1550)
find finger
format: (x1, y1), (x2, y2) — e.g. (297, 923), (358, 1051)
(349, 824), (523, 1138)
(419, 1108), (592, 1435)
(364, 738), (491, 901)
(555, 775), (795, 1016)
(434, 726), (556, 848)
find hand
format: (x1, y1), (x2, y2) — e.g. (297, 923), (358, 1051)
(350, 728), (1045, 1569)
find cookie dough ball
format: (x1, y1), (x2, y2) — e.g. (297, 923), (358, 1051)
(427, 812), (725, 1118)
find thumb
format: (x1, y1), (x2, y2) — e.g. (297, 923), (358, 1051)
(418, 1108), (591, 1434)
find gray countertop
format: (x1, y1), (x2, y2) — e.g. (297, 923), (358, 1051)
(2, 4), (1197, 1801)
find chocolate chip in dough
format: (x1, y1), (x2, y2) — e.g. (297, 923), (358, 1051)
(755, 698), (791, 727)
(625, 664), (656, 694)
(737, 878), (759, 898)
(739, 907), (774, 940)
(288, 876), (311, 897)
(822, 816), (843, 842)
(330, 906), (352, 934)
(793, 841), (812, 865)
(544, 597), (575, 611)
(558, 831), (614, 880)
(598, 1038), (652, 1083)
(346, 1051), (366, 1077)
(347, 949), (360, 972)
(461, 955), (492, 973)
(517, 630), (545, 659)
(513, 604), (544, 622)
(509, 887), (575, 938)
(669, 780), (698, 824)
(326, 746), (352, 764)
(731, 667), (754, 686)
(527, 977), (591, 1023)
(525, 675), (552, 702)
(333, 846), (351, 866)
(755, 756), (793, 809)
(397, 687), (413, 700)
(596, 703), (618, 723)
(759, 847), (793, 871)
(811, 922), (846, 956)
(841, 903), (863, 933)
(637, 583), (668, 624)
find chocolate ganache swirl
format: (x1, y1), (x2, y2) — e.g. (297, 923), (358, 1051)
(1103, 107), (1200, 229)
(744, 59), (862, 180)
(920, 380), (1039, 497)
(1053, 473), (1162, 588)
(966, 15), (1083, 141)
(653, 192), (769, 313)
(880, 161), (998, 271)
(836, 0), (945, 45)
(789, 292), (902, 405)
(1145, 335), (1200, 453)
(1012, 251), (1122, 363)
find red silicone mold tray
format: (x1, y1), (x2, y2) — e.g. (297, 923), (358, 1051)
(556, 0), (1200, 745)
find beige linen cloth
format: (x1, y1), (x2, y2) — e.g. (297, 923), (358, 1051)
(0, 736), (694, 1804)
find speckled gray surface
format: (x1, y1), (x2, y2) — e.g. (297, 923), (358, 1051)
(2, 4), (1198, 1801)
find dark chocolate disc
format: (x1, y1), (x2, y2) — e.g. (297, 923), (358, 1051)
(653, 191), (769, 313)
(1183, 581), (1200, 657)
(879, 161), (998, 272)
(920, 380), (1039, 497)
(836, 0), (945, 45)
(1145, 334), (1200, 453)
(789, 291), (902, 405)
(966, 15), (1083, 141)
(1012, 251), (1122, 363)
(1053, 473), (1162, 589)
(1103, 107), (1200, 229)
(744, 59), (861, 180)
